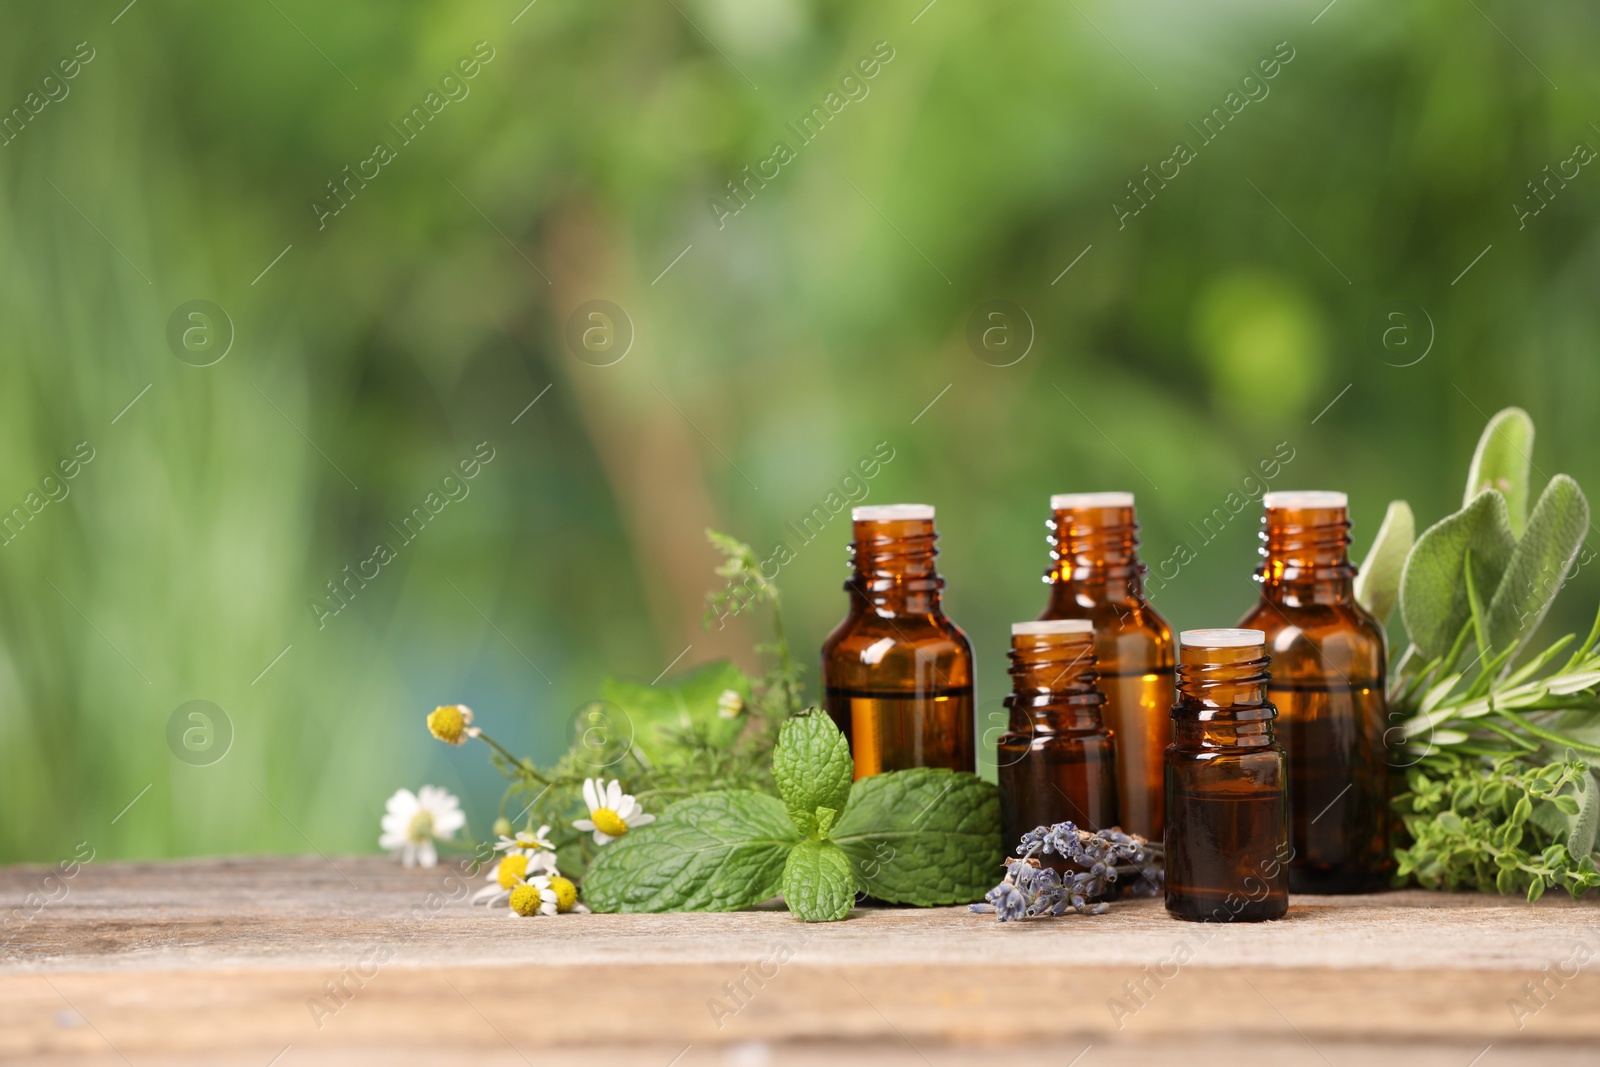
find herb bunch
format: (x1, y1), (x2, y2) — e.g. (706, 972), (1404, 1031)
(583, 711), (1002, 921)
(1354, 408), (1600, 896)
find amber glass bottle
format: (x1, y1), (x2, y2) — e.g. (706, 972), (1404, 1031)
(1165, 629), (1289, 923)
(997, 620), (1119, 870)
(822, 504), (975, 778)
(1237, 491), (1390, 894)
(1039, 492), (1175, 841)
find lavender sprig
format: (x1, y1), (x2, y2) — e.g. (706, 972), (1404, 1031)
(971, 821), (1164, 921)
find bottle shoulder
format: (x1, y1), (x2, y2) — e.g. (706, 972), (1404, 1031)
(1237, 598), (1386, 683)
(822, 608), (974, 688)
(1040, 594), (1174, 671)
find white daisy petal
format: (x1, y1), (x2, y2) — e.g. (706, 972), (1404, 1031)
(605, 780), (624, 809)
(573, 818), (596, 832)
(632, 813), (655, 827)
(582, 778), (601, 812)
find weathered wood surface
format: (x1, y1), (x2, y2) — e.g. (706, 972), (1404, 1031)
(3, 855), (1598, 1065)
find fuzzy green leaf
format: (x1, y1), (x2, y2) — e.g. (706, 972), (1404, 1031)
(832, 768), (1001, 905)
(772, 711), (853, 824)
(1570, 772), (1600, 859)
(1400, 490), (1517, 660)
(781, 839), (856, 921)
(602, 659), (752, 764)
(1486, 475), (1590, 659)
(1354, 500), (1415, 625)
(583, 790), (797, 912)
(1464, 407), (1534, 536)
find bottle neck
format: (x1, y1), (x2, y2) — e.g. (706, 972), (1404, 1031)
(1172, 644), (1276, 747)
(1253, 505), (1355, 604)
(1005, 632), (1105, 732)
(845, 517), (945, 616)
(1044, 505), (1148, 602)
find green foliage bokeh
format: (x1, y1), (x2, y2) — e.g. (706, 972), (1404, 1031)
(2, 0), (1596, 860)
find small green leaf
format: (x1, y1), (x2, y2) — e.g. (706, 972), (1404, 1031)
(832, 768), (1002, 905)
(1399, 490), (1517, 660)
(773, 711), (853, 822)
(781, 839), (856, 922)
(1568, 772), (1600, 859)
(1486, 475), (1590, 660)
(1464, 407), (1534, 536)
(1354, 500), (1415, 625)
(602, 660), (753, 764)
(583, 790), (797, 913)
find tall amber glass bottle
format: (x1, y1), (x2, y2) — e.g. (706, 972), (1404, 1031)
(997, 620), (1119, 865)
(1238, 491), (1389, 893)
(1039, 492), (1175, 840)
(823, 504), (975, 778)
(1165, 629), (1289, 923)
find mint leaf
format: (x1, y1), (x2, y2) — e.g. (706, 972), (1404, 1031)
(1464, 407), (1534, 536)
(1486, 474), (1590, 659)
(1354, 500), (1413, 626)
(781, 839), (856, 921)
(832, 768), (1001, 905)
(1400, 490), (1516, 661)
(602, 660), (752, 764)
(583, 790), (797, 912)
(773, 711), (852, 823)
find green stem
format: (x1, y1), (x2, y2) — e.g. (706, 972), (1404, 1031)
(478, 730), (551, 783)
(1495, 710), (1600, 756)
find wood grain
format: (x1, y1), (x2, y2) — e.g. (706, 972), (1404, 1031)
(3, 855), (1598, 1065)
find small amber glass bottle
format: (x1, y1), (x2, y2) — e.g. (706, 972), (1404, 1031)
(1237, 491), (1390, 894)
(822, 504), (975, 778)
(1039, 492), (1175, 841)
(997, 620), (1119, 869)
(1165, 628), (1289, 923)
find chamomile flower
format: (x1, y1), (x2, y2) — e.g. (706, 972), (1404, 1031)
(426, 704), (480, 746)
(379, 786), (466, 868)
(472, 848), (559, 906)
(547, 874), (589, 913)
(495, 825), (555, 856)
(509, 876), (559, 917)
(717, 689), (745, 719)
(573, 778), (655, 845)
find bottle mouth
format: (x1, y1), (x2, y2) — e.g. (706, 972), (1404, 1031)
(852, 503), (934, 522)
(1049, 491), (1134, 510)
(1012, 619), (1094, 636)
(1180, 628), (1264, 649)
(1263, 490), (1347, 510)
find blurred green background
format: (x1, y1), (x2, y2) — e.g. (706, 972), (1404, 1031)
(2, 0), (1597, 862)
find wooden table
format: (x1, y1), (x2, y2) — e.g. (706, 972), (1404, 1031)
(3, 855), (1598, 1065)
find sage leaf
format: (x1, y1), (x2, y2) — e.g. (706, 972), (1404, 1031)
(583, 790), (797, 912)
(1399, 490), (1516, 660)
(1486, 474), (1590, 659)
(772, 711), (853, 825)
(1569, 772), (1600, 859)
(1354, 499), (1414, 625)
(1464, 407), (1534, 536)
(781, 839), (856, 921)
(832, 767), (1001, 905)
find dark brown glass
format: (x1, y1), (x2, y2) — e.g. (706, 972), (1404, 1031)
(1039, 494), (1175, 840)
(1237, 494), (1391, 894)
(822, 507), (975, 778)
(1165, 632), (1289, 922)
(997, 623), (1119, 875)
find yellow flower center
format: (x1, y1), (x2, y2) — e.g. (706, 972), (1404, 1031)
(509, 883), (544, 916)
(406, 810), (435, 844)
(427, 705), (468, 745)
(548, 875), (579, 913)
(591, 808), (629, 837)
(496, 853), (530, 889)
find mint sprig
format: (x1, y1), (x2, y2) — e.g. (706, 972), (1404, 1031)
(584, 710), (1001, 921)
